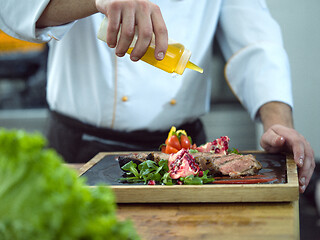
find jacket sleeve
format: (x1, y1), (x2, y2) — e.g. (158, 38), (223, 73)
(0, 0), (74, 43)
(216, 0), (293, 121)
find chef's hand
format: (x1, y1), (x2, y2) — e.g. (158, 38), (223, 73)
(96, 0), (168, 61)
(260, 124), (315, 193)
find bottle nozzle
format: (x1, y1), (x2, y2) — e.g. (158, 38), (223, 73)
(186, 61), (203, 73)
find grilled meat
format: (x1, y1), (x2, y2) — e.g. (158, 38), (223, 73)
(117, 152), (262, 177)
(117, 152), (169, 168)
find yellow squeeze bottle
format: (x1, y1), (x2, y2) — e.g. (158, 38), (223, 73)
(97, 17), (203, 75)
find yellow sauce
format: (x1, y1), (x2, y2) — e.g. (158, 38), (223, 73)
(127, 43), (203, 74)
(186, 61), (203, 73)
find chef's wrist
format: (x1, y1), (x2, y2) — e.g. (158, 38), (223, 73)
(258, 101), (294, 132)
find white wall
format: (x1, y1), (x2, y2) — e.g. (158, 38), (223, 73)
(265, 0), (320, 160)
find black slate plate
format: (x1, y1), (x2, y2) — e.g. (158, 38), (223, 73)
(81, 152), (287, 186)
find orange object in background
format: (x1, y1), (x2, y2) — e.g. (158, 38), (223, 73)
(0, 30), (45, 55)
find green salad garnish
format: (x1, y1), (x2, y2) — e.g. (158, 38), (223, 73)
(120, 160), (214, 185)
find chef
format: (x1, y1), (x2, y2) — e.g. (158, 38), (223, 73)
(0, 0), (314, 193)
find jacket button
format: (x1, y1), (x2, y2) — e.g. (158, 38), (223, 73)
(170, 99), (176, 105)
(122, 96), (128, 102)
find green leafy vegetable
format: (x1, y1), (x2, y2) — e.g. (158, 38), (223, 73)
(180, 170), (215, 185)
(0, 128), (140, 240)
(161, 172), (174, 185)
(120, 160), (214, 185)
(188, 149), (199, 153)
(120, 159), (170, 184)
(198, 170), (216, 184)
(122, 161), (140, 178)
(228, 148), (240, 155)
(180, 175), (203, 185)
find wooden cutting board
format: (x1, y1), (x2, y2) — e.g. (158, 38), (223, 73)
(79, 151), (299, 203)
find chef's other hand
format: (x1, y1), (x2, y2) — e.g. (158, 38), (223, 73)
(260, 124), (315, 193)
(96, 0), (168, 62)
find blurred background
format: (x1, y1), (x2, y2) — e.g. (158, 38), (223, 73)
(0, 1), (318, 159)
(0, 0), (319, 239)
(0, 31), (48, 133)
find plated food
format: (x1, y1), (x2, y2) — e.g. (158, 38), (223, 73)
(118, 126), (263, 185)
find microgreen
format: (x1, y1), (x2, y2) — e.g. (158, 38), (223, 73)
(228, 148), (240, 154)
(120, 160), (214, 185)
(188, 149), (198, 153)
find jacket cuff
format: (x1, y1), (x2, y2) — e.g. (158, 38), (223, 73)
(224, 41), (294, 121)
(35, 22), (75, 42)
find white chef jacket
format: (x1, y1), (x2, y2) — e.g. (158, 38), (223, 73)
(0, 0), (293, 132)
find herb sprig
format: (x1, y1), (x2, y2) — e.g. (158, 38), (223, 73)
(228, 148), (240, 154)
(119, 160), (215, 185)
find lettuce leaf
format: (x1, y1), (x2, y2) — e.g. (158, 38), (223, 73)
(0, 129), (140, 240)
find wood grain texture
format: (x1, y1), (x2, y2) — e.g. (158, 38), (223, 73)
(117, 201), (299, 240)
(79, 152), (299, 203)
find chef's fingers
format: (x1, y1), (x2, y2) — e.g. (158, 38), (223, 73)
(270, 125), (305, 168)
(151, 6), (168, 60)
(299, 157), (313, 193)
(298, 142), (315, 193)
(100, 1), (122, 48)
(262, 124), (315, 193)
(270, 125), (315, 192)
(130, 2), (166, 61)
(129, 5), (153, 61)
(115, 7), (135, 57)
(290, 140), (305, 168)
(260, 128), (285, 153)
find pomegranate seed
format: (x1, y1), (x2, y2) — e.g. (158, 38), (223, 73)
(148, 180), (156, 185)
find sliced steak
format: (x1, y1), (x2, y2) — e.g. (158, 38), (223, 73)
(117, 152), (151, 168)
(151, 152), (170, 163)
(193, 153), (262, 177)
(217, 154), (262, 177)
(191, 152), (226, 175)
(117, 152), (262, 177)
(117, 152), (169, 168)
